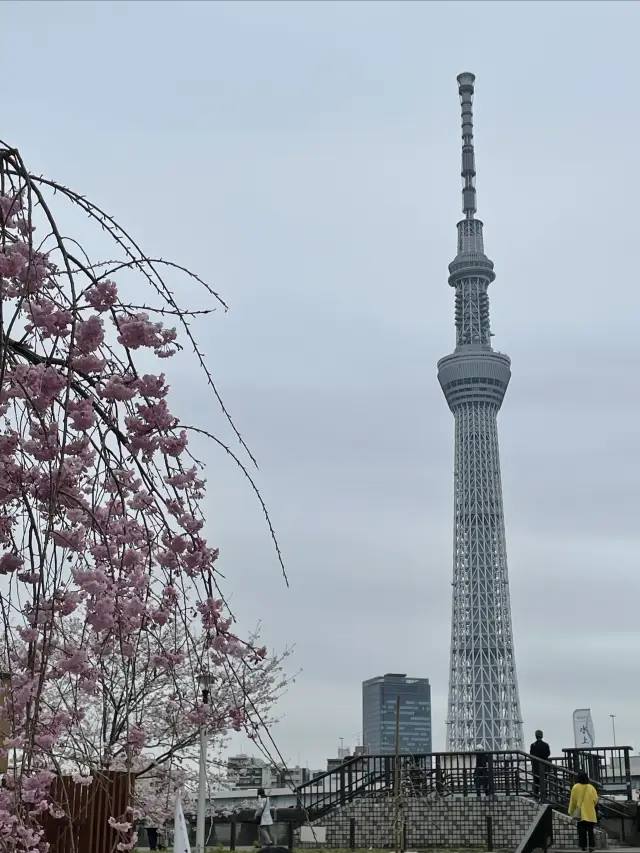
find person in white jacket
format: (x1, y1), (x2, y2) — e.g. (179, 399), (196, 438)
(255, 787), (275, 846)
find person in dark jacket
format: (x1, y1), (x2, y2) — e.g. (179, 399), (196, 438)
(146, 826), (158, 851)
(530, 730), (551, 800)
(474, 750), (490, 795)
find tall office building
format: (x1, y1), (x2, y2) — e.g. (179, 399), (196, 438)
(437, 73), (524, 751)
(362, 673), (432, 754)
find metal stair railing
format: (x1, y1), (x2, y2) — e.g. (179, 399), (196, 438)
(295, 749), (631, 823)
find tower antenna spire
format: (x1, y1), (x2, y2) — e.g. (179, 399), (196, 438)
(457, 72), (477, 220)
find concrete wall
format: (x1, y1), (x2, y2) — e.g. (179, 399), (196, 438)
(311, 796), (609, 850)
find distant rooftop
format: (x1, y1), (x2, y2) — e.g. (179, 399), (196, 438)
(363, 673), (430, 686)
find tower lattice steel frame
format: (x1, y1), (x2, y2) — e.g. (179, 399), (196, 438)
(437, 73), (524, 752)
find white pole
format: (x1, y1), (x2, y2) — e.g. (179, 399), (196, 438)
(196, 723), (207, 853)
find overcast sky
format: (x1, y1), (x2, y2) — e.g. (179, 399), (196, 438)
(4, 0), (640, 771)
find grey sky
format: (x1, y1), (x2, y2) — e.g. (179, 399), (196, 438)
(4, 0), (640, 769)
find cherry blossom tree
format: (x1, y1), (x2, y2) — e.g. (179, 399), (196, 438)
(0, 143), (288, 852)
(40, 617), (291, 822)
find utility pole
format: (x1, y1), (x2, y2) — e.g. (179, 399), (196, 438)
(610, 714), (617, 747)
(393, 696), (403, 853)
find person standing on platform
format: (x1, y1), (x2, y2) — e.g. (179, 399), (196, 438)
(255, 787), (275, 846)
(569, 770), (599, 852)
(146, 825), (158, 850)
(530, 729), (551, 800)
(473, 751), (489, 795)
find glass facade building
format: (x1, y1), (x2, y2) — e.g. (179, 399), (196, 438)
(362, 673), (432, 755)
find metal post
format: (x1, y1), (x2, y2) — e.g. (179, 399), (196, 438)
(486, 815), (493, 852)
(196, 675), (211, 853)
(196, 724), (207, 853)
(393, 696), (402, 853)
(349, 817), (356, 850)
(486, 753), (495, 796)
(230, 816), (237, 851)
(540, 762), (547, 803)
(0, 671), (11, 775)
(610, 715), (617, 747)
(624, 748), (632, 802)
(435, 755), (443, 795)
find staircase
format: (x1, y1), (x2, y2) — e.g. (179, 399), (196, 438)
(294, 747), (637, 845)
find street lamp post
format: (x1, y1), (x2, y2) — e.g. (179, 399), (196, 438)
(0, 671), (11, 775)
(610, 714), (617, 747)
(196, 673), (213, 853)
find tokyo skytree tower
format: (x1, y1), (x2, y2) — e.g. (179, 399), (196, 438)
(437, 73), (524, 752)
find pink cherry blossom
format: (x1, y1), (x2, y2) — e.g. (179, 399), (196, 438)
(52, 527), (87, 551)
(86, 279), (118, 312)
(76, 314), (105, 353)
(0, 149), (287, 852)
(99, 375), (138, 400)
(0, 552), (23, 574)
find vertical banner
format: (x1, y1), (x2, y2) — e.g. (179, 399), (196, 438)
(174, 794), (192, 853)
(0, 671), (10, 774)
(573, 708), (595, 748)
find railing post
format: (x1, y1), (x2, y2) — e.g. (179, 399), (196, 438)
(486, 753), (495, 796)
(435, 755), (443, 795)
(550, 762), (562, 804)
(340, 766), (346, 806)
(504, 756), (512, 796)
(569, 750), (579, 775)
(514, 752), (521, 795)
(230, 816), (236, 851)
(287, 820), (294, 852)
(486, 814), (493, 852)
(624, 748), (632, 801)
(403, 821), (408, 852)
(349, 817), (356, 850)
(539, 762), (547, 802)
(385, 756), (392, 790)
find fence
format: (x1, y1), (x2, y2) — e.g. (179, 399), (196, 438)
(562, 747), (633, 798)
(295, 748), (634, 821)
(167, 814), (298, 850)
(39, 771), (132, 853)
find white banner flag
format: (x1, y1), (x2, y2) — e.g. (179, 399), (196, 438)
(174, 794), (192, 853)
(573, 708), (595, 748)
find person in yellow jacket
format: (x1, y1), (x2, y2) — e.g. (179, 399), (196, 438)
(568, 771), (599, 852)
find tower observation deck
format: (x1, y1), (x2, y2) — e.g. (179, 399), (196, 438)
(437, 73), (524, 752)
